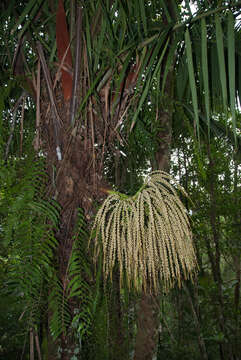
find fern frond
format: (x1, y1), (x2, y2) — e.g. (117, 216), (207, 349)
(91, 171), (198, 293)
(49, 275), (71, 340)
(66, 209), (92, 338)
(0, 157), (59, 332)
(48, 209), (93, 340)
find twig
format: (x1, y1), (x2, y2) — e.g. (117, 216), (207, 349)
(30, 328), (34, 360)
(20, 96), (25, 155)
(53, 43), (73, 90)
(37, 42), (62, 160)
(36, 42), (62, 128)
(34, 332), (42, 360)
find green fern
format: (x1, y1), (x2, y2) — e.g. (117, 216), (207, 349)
(67, 209), (92, 338)
(49, 275), (71, 340)
(49, 208), (93, 340)
(0, 156), (60, 331)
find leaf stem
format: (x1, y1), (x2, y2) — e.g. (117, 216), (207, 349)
(138, 1), (241, 49)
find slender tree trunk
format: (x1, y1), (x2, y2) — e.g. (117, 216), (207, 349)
(134, 99), (173, 360)
(153, 109), (172, 172)
(233, 160), (241, 359)
(183, 284), (208, 360)
(206, 147), (233, 360)
(233, 254), (241, 359)
(133, 0), (175, 341)
(134, 293), (160, 360)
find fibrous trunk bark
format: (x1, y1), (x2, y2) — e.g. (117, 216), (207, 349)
(39, 48), (139, 360)
(38, 66), (110, 357)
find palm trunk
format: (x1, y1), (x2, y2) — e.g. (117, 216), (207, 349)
(40, 3), (176, 358)
(134, 102), (173, 360)
(39, 47), (140, 359)
(46, 112), (105, 359)
(39, 65), (110, 356)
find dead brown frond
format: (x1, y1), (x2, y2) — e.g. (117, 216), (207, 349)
(91, 171), (198, 293)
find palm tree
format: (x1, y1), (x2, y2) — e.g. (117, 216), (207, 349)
(1, 0), (241, 359)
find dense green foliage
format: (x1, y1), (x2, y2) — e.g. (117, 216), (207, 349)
(0, 1), (241, 359)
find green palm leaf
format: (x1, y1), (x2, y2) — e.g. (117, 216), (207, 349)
(228, 11), (236, 143)
(201, 17), (210, 136)
(215, 14), (228, 111)
(185, 28), (200, 139)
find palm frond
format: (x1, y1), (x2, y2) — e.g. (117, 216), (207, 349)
(185, 28), (200, 139)
(228, 11), (236, 141)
